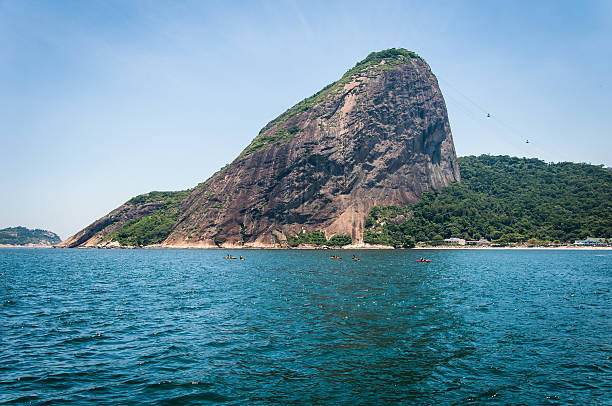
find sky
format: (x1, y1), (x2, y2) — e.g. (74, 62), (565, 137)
(1, 0), (611, 239)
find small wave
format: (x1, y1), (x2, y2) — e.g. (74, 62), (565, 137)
(1, 394), (40, 404)
(143, 379), (220, 393)
(158, 390), (231, 404)
(463, 385), (518, 402)
(61, 332), (108, 345)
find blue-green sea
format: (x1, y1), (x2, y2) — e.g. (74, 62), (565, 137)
(1, 248), (610, 405)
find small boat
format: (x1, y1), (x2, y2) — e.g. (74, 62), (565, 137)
(415, 258), (430, 263)
(239, 256), (246, 261)
(224, 254), (237, 259)
(330, 255), (342, 259)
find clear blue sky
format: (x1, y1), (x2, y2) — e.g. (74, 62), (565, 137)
(1, 0), (611, 239)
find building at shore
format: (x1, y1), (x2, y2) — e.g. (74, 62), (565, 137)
(573, 237), (609, 246)
(444, 238), (466, 246)
(466, 239), (491, 246)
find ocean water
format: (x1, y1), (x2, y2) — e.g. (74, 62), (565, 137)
(0, 248), (610, 405)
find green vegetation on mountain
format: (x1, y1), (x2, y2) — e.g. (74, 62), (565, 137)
(0, 226), (61, 245)
(241, 48), (421, 157)
(126, 190), (188, 206)
(107, 190), (190, 246)
(286, 231), (352, 247)
(364, 155), (612, 247)
(240, 125), (301, 157)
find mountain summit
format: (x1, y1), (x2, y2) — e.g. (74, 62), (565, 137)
(60, 49), (460, 248)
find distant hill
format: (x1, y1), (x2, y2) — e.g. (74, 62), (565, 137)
(0, 227), (61, 246)
(364, 155), (612, 247)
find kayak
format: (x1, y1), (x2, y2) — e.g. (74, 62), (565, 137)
(414, 260), (430, 263)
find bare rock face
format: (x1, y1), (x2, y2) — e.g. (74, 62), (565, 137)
(60, 49), (460, 248)
(166, 49), (459, 247)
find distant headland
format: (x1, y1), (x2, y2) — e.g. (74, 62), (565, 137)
(0, 226), (61, 247)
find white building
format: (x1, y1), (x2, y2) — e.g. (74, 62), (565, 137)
(444, 237), (466, 246)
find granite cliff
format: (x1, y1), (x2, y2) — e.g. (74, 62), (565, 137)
(59, 49), (460, 248)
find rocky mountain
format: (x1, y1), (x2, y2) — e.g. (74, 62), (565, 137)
(0, 226), (61, 246)
(59, 48), (460, 248)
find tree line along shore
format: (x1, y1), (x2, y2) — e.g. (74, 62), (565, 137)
(362, 155), (610, 248)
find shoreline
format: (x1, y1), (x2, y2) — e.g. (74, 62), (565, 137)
(38, 245), (612, 251)
(412, 246), (612, 250)
(0, 244), (54, 248)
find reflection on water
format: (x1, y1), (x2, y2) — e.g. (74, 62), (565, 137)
(0, 248), (610, 404)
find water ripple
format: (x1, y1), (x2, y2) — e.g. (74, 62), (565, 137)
(0, 248), (610, 404)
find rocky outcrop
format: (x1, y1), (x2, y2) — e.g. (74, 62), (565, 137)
(60, 49), (460, 248)
(57, 201), (168, 247)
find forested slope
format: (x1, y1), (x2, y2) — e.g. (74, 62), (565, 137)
(364, 155), (611, 247)
(0, 227), (61, 246)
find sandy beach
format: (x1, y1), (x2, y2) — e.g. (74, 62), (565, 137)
(48, 243), (612, 250)
(412, 245), (612, 250)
